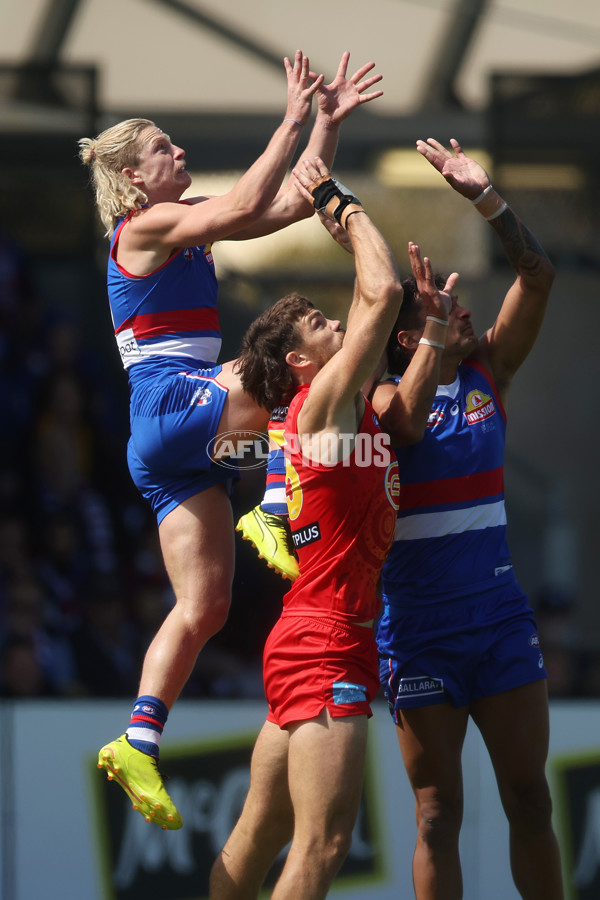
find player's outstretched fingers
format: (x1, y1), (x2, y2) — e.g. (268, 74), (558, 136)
(292, 159), (330, 206)
(408, 241), (425, 277)
(304, 155), (330, 181)
(416, 138), (451, 170)
(293, 157), (331, 200)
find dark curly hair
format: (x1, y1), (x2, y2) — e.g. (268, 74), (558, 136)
(386, 273), (447, 375)
(235, 293), (315, 410)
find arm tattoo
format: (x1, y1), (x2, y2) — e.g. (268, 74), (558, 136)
(490, 208), (550, 278)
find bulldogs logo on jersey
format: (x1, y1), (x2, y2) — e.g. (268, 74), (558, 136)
(195, 387), (213, 406)
(427, 408), (445, 428)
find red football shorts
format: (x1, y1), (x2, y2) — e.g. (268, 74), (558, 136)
(264, 613), (380, 728)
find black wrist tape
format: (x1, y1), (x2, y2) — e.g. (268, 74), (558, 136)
(310, 177), (361, 224)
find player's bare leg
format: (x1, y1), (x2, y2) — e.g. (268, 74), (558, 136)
(472, 682), (564, 900)
(395, 703), (470, 899)
(271, 710), (368, 899)
(210, 721), (293, 898)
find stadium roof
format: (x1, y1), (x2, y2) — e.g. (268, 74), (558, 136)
(0, 0), (599, 157)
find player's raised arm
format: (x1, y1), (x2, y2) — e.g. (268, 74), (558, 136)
(290, 157), (403, 441)
(416, 137), (555, 402)
(227, 51), (383, 241)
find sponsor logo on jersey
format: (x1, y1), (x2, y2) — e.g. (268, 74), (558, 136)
(385, 460), (400, 510)
(464, 389), (497, 425)
(184, 247), (194, 260)
(529, 633), (540, 648)
(270, 405), (289, 424)
(204, 245), (214, 264)
(291, 521), (321, 549)
(332, 681), (367, 705)
(398, 676), (444, 697)
(116, 326), (140, 361)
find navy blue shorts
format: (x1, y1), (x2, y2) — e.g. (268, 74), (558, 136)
(377, 584), (547, 719)
(126, 359), (235, 524)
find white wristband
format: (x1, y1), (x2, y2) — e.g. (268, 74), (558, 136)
(426, 316), (449, 327)
(471, 185), (494, 205)
(419, 337), (445, 350)
(486, 201), (508, 221)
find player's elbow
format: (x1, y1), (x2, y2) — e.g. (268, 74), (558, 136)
(236, 196), (270, 223)
(543, 255), (556, 288)
(229, 189), (275, 225)
(523, 254), (556, 297)
(294, 200), (315, 223)
(536, 254), (556, 291)
(380, 408), (426, 448)
(402, 421), (428, 445)
(385, 421), (426, 448)
(378, 278), (404, 310)
(274, 188), (314, 226)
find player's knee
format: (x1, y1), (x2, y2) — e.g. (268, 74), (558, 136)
(260, 814), (294, 856)
(504, 778), (554, 834)
(417, 798), (461, 851)
(179, 589), (231, 639)
(198, 592), (231, 636)
(314, 828), (353, 875)
(296, 822), (353, 876)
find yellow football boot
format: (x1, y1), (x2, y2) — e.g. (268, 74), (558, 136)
(97, 734), (183, 830)
(236, 505), (299, 581)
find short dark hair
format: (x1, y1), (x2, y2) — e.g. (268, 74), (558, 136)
(386, 273), (446, 375)
(236, 293), (315, 410)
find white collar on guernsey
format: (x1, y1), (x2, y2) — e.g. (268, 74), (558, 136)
(436, 373), (461, 399)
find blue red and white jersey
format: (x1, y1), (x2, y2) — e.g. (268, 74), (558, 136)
(107, 208), (221, 369)
(382, 358), (514, 607)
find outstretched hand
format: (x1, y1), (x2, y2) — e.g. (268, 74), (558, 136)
(416, 138), (491, 201)
(284, 50), (324, 126)
(292, 156), (332, 206)
(408, 241), (457, 320)
(292, 155), (354, 251)
(292, 156), (361, 231)
(313, 50), (383, 124)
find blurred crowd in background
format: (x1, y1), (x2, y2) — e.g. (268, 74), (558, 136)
(0, 231), (285, 702)
(0, 229), (597, 702)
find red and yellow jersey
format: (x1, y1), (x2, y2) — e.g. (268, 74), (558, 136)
(282, 385), (400, 623)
